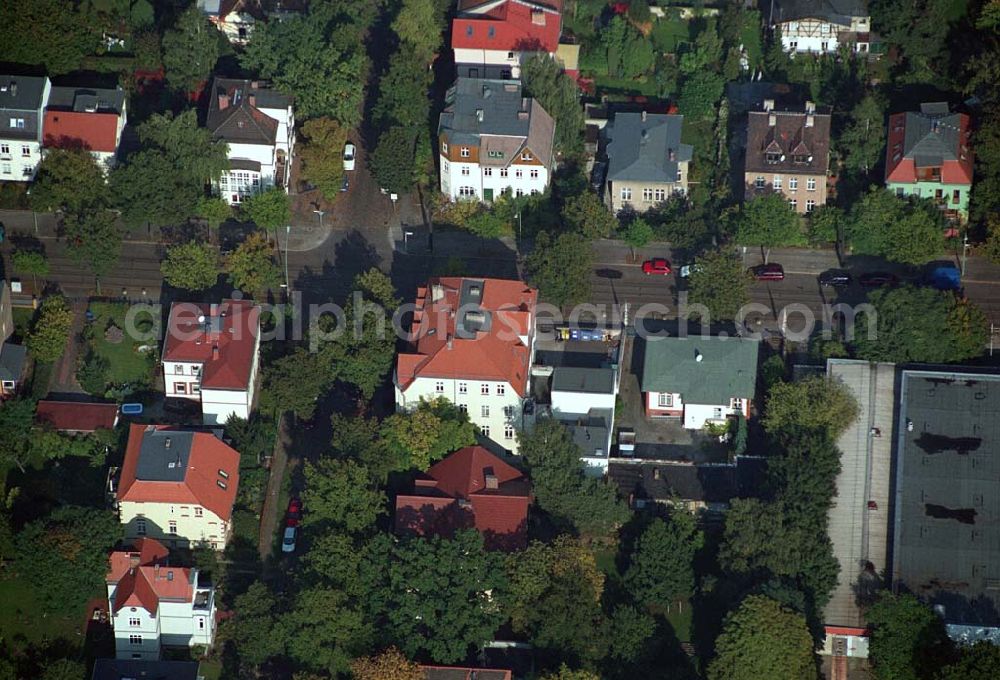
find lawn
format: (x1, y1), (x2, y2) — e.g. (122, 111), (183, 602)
(11, 306), (34, 339)
(665, 599), (693, 642)
(0, 576), (86, 651)
(593, 75), (660, 98)
(87, 302), (156, 386)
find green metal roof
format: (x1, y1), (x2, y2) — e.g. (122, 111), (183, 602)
(641, 336), (760, 403)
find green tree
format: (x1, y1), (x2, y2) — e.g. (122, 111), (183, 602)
(138, 110), (229, 187)
(226, 582), (286, 668)
(260, 348), (329, 420)
(225, 414), (278, 467)
(299, 117), (349, 199)
(506, 536), (609, 665)
(867, 593), (954, 680)
(707, 595), (817, 680)
(15, 506), (120, 613)
(27, 296), (73, 364)
(225, 231), (280, 297)
(391, 0), (445, 64)
(735, 193), (804, 262)
(302, 459), (386, 534)
(623, 218), (654, 259)
(380, 398), (477, 471)
(161, 5), (220, 92)
(370, 531), (505, 663)
(621, 33), (656, 79)
(679, 21), (724, 75)
(562, 192), (617, 239)
(196, 196), (232, 237)
(161, 241), (219, 292)
(371, 125), (418, 194)
(608, 605), (657, 663)
(855, 286), (988, 363)
(847, 189), (945, 264)
(64, 210), (122, 283)
(764, 375), (860, 438)
(39, 659), (86, 680)
(807, 205), (843, 246)
(521, 54), (584, 154)
(282, 586), (372, 675)
(687, 249), (752, 321)
(540, 667), (601, 680)
(0, 0), (94, 75)
(625, 514), (703, 611)
(241, 10), (368, 124)
(29, 148), (109, 214)
(76, 351), (110, 396)
(352, 648), (423, 680)
(838, 94), (887, 174)
(937, 642), (1000, 680)
(11, 250), (49, 291)
(0, 397), (37, 473)
(464, 209), (511, 239)
(374, 53), (432, 130)
(518, 419), (629, 536)
(110, 151), (202, 228)
(241, 187), (291, 230)
(526, 231), (593, 308)
(678, 70), (726, 122)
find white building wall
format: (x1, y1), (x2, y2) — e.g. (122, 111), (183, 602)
(201, 387), (251, 425)
(160, 597), (214, 648)
(219, 141), (275, 205)
(119, 501), (230, 550)
(441, 158), (550, 202)
(397, 376), (526, 453)
(552, 389), (616, 414)
(683, 402), (736, 430)
(0, 139), (43, 182)
(108, 585), (160, 660)
(163, 361), (203, 402)
(646, 391), (684, 413)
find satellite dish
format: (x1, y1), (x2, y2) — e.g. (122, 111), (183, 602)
(695, 351), (704, 363)
(807, 155), (814, 162)
(780, 154), (786, 162)
(197, 315), (206, 323)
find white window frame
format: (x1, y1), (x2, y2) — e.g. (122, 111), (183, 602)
(460, 147), (470, 158)
(435, 381), (445, 393)
(807, 177), (816, 191)
(20, 145), (29, 157)
(530, 168), (539, 179)
(129, 635), (142, 645)
(481, 383), (490, 395)
(773, 175), (782, 190)
(789, 199), (798, 210)
(515, 169), (523, 178)
(484, 168), (492, 177)
(461, 166), (470, 176)
(806, 199), (816, 212)
(499, 168), (508, 178)
(789, 177), (798, 191)
(642, 188), (654, 202)
(458, 382), (467, 394)
(504, 425), (515, 440)
(129, 617), (141, 627)
(496, 384), (505, 396)
(658, 393), (673, 408)
(620, 187), (632, 201)
(754, 176), (765, 189)
(136, 518), (147, 535)
(481, 405), (490, 418)
(482, 425), (490, 437)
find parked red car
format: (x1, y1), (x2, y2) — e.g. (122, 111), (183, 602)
(642, 258), (672, 275)
(285, 497), (302, 527)
(749, 263), (785, 282)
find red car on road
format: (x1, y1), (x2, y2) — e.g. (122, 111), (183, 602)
(285, 497), (302, 527)
(642, 258), (672, 275)
(749, 263), (785, 281)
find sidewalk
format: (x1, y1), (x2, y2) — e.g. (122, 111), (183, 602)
(258, 414), (291, 562)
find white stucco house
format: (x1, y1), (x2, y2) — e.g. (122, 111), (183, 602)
(771, 0), (876, 56)
(395, 277), (539, 454)
(206, 78), (295, 205)
(641, 336), (759, 429)
(162, 300), (261, 425)
(0, 75), (50, 182)
(452, 0), (565, 80)
(43, 85), (127, 173)
(116, 424), (240, 551)
(106, 538), (217, 660)
(438, 78), (555, 202)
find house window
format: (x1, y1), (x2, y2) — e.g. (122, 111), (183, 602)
(806, 199), (816, 212)
(766, 152), (780, 164)
(515, 169), (523, 178)
(194, 507), (203, 517)
(530, 169), (539, 179)
(499, 168), (508, 178)
(9, 118), (24, 129)
(521, 151), (532, 161)
(789, 177), (798, 191)
(174, 364), (185, 374)
(793, 154), (809, 165)
(754, 176), (765, 189)
(953, 190), (961, 204)
(789, 199), (798, 210)
(504, 405), (515, 418)
(435, 381), (445, 393)
(481, 383), (490, 395)
(505, 425), (515, 440)
(530, 189), (539, 195)
(466, 25), (473, 36)
(129, 617), (141, 627)
(896, 187), (905, 197)
(1, 380), (14, 390)
(821, 41), (829, 51)
(1, 164), (9, 175)
(136, 518), (146, 535)
(481, 405), (490, 418)
(620, 187), (632, 201)
(821, 23), (830, 34)
(488, 26), (495, 38)
(192, 385), (201, 394)
(458, 186), (476, 197)
(458, 382), (468, 394)
(807, 178), (816, 191)
(515, 188), (523, 196)
(0, 143), (8, 154)
(789, 41), (798, 50)
(458, 404), (468, 413)
(460, 147), (470, 158)
(482, 425), (490, 437)
(168, 521), (177, 535)
(658, 393), (673, 408)
(442, 142), (449, 154)
(730, 398), (745, 411)
(129, 635), (142, 645)
(507, 51), (515, 60)
(198, 618), (206, 630)
(20, 145), (29, 157)
(654, 188), (666, 201)
(642, 188), (654, 201)
(175, 382), (187, 394)
(496, 384), (505, 396)
(488, 150), (504, 159)
(461, 166), (470, 176)
(713, 407), (724, 419)
(484, 168), (492, 176)
(773, 175), (782, 190)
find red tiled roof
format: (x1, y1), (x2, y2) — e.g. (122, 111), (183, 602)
(36, 400), (118, 433)
(396, 278), (537, 397)
(885, 111), (974, 185)
(395, 446), (531, 550)
(162, 300), (259, 390)
(453, 0), (563, 54)
(43, 110), (120, 153)
(106, 538), (193, 615)
(107, 538), (170, 583)
(422, 666), (512, 680)
(117, 424), (240, 521)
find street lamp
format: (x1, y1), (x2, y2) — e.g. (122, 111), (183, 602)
(403, 229), (414, 253)
(283, 225), (291, 293)
(515, 212), (522, 243)
(961, 231), (970, 276)
(312, 209), (325, 229)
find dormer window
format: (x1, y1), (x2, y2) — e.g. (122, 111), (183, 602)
(488, 150), (504, 158)
(466, 25), (473, 37)
(520, 151), (532, 161)
(460, 147), (470, 158)
(793, 154), (810, 165)
(442, 142), (449, 154)
(765, 152), (781, 164)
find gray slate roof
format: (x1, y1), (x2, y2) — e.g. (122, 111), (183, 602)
(47, 86), (125, 114)
(605, 112), (693, 183)
(641, 335), (759, 403)
(609, 455), (767, 503)
(137, 430), (195, 482)
(439, 78), (555, 167)
(0, 76), (48, 112)
(0, 342), (26, 382)
(206, 78), (287, 145)
(772, 0), (868, 25)
(555, 408), (613, 459)
(552, 366), (615, 394)
(902, 103), (963, 167)
(91, 658), (201, 680)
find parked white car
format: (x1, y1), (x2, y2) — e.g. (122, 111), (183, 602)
(282, 526), (297, 553)
(343, 143), (356, 171)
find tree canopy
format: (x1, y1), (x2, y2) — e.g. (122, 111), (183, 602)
(847, 189), (945, 264)
(241, 187), (291, 230)
(259, 348), (329, 420)
(370, 126), (418, 194)
(687, 249), (752, 321)
(0, 0), (95, 75)
(29, 148), (109, 214)
(525, 231), (593, 308)
(764, 375), (860, 439)
(562, 192), (617, 239)
(225, 231), (281, 297)
(734, 194), (804, 260)
(522, 55), (584, 154)
(624, 513), (703, 611)
(299, 117), (349, 199)
(161, 5), (220, 92)
(161, 241), (219, 292)
(26, 295), (74, 363)
(380, 398), (477, 471)
(302, 459), (386, 535)
(867, 593), (954, 680)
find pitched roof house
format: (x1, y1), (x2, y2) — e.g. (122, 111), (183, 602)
(744, 99), (831, 213)
(43, 85), (127, 172)
(205, 77), (295, 205)
(641, 336), (759, 429)
(422, 666), (513, 680)
(453, 0), (564, 79)
(885, 102), (973, 220)
(438, 78), (555, 202)
(117, 424), (240, 550)
(395, 278), (538, 454)
(0, 75), (51, 181)
(770, 0), (877, 55)
(91, 658), (201, 680)
(396, 446), (531, 549)
(36, 400), (119, 433)
(161, 300), (261, 425)
(609, 456), (767, 513)
(604, 111), (693, 213)
(105, 538), (216, 660)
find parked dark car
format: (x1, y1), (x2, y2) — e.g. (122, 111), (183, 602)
(818, 269), (852, 287)
(749, 263), (785, 281)
(858, 271), (900, 288)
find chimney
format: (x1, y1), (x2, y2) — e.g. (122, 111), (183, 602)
(218, 93), (229, 110)
(517, 110), (529, 120)
(484, 467), (499, 489)
(248, 94), (256, 107)
(805, 114), (815, 128)
(164, 437), (172, 449)
(212, 345), (220, 361)
(763, 98), (774, 112)
(805, 100), (816, 114)
(768, 113), (777, 127)
(641, 110), (647, 122)
(653, 468), (661, 480)
(668, 148), (676, 162)
(476, 109), (484, 122)
(129, 552), (141, 568)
